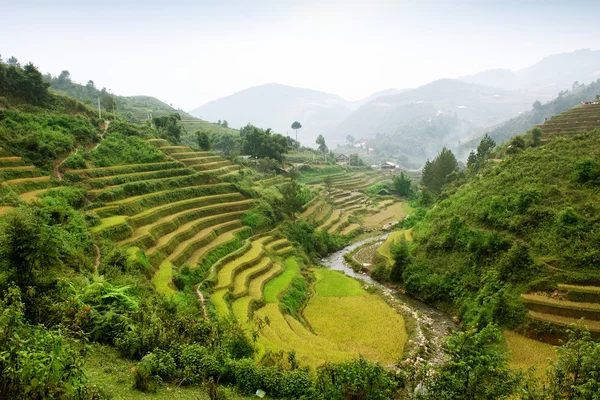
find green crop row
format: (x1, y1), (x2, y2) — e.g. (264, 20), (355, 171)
(0, 166), (41, 181)
(147, 213), (245, 266)
(129, 204), (251, 251)
(87, 167), (194, 189)
(171, 221), (245, 267)
(0, 157), (25, 168)
(94, 183), (237, 216)
(65, 161), (184, 178)
(1, 178), (56, 195)
(91, 172), (220, 202)
(128, 193), (246, 229)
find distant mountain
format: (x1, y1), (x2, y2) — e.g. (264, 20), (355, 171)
(351, 88), (409, 109)
(459, 49), (600, 101)
(461, 78), (600, 151)
(331, 79), (534, 138)
(189, 83), (353, 145)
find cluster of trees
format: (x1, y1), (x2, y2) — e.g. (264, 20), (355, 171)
(215, 119), (228, 128)
(466, 134), (496, 170)
(421, 147), (458, 194)
(0, 55), (50, 106)
(152, 113), (184, 144)
(240, 124), (289, 162)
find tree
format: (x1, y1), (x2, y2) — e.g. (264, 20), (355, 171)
(430, 325), (520, 399)
(57, 70), (71, 84)
(315, 134), (328, 153)
(7, 56), (19, 67)
(573, 81), (580, 90)
(86, 80), (95, 91)
(506, 136), (526, 155)
(153, 113), (184, 144)
(349, 153), (364, 166)
(241, 125), (288, 162)
(421, 147), (458, 194)
(0, 207), (60, 289)
(531, 127), (542, 147)
(346, 134), (355, 146)
(543, 328), (600, 399)
(217, 120), (222, 126)
(291, 121), (302, 147)
(196, 130), (211, 151)
(222, 120), (229, 128)
(279, 179), (309, 223)
(467, 151), (478, 169)
(393, 172), (412, 197)
(532, 100), (542, 110)
(390, 238), (410, 282)
(476, 134), (496, 160)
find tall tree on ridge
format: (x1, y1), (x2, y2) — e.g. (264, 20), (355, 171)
(291, 121), (302, 147)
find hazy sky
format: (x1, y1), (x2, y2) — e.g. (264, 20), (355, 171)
(2, 0), (599, 111)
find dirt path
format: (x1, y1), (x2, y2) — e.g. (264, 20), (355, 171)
(53, 120), (110, 181)
(196, 285), (209, 321)
(93, 244), (101, 274)
(90, 120), (110, 152)
(53, 148), (77, 181)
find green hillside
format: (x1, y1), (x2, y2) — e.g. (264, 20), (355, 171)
(398, 110), (600, 337)
(3, 56), (600, 399)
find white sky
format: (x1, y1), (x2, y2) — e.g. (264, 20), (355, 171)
(2, 0), (599, 110)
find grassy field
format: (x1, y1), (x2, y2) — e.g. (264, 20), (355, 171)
(305, 268), (407, 364)
(504, 331), (556, 378)
(152, 260), (175, 296)
(263, 257), (300, 303)
(312, 268), (364, 297)
(361, 202), (412, 229)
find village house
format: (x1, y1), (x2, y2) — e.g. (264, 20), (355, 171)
(336, 154), (349, 165)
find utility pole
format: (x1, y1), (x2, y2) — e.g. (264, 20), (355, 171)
(97, 97), (102, 119)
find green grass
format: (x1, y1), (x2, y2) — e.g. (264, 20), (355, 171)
(263, 257), (300, 303)
(312, 268), (364, 297)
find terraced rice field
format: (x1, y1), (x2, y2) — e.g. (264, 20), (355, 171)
(76, 142), (252, 295)
(522, 283), (600, 336)
(362, 202), (412, 229)
(536, 103), (600, 142)
(504, 331), (556, 379)
(303, 269), (407, 364)
(0, 149), (61, 206)
(211, 238), (408, 366)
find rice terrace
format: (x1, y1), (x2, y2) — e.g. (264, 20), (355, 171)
(2, 3), (600, 398)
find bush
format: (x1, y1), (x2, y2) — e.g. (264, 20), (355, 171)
(180, 344), (220, 383)
(88, 133), (165, 167)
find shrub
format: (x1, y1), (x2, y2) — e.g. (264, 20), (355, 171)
(180, 344), (220, 383)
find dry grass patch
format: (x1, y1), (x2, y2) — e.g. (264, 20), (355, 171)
(504, 331), (556, 379)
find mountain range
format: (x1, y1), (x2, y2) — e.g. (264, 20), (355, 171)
(188, 49), (600, 167)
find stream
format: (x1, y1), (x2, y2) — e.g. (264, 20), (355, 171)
(320, 233), (457, 363)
